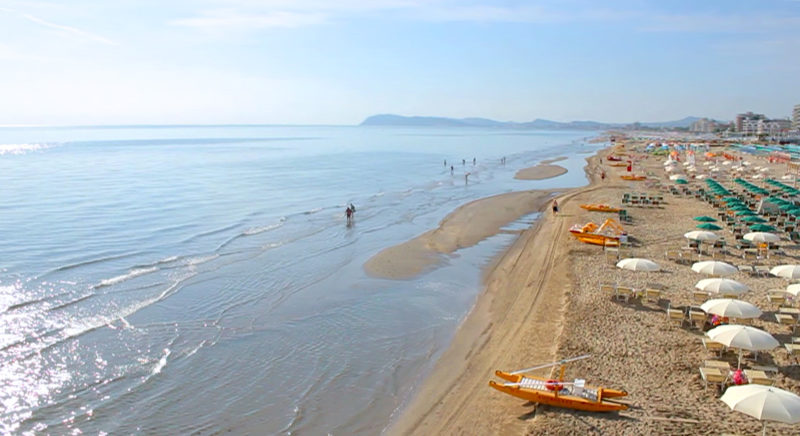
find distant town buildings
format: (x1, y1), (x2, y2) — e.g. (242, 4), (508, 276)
(793, 104), (800, 131)
(689, 118), (724, 133)
(734, 111), (792, 137)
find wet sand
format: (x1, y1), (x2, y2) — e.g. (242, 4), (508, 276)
(514, 164), (568, 180)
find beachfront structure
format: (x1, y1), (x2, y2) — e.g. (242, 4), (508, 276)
(757, 119), (791, 137)
(690, 118), (725, 133)
(735, 112), (766, 134)
(793, 104), (800, 131)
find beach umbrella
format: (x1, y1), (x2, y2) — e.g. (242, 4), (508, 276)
(669, 174), (684, 181)
(700, 299), (762, 319)
(692, 261), (738, 277)
(684, 231), (719, 242)
(744, 232), (780, 244)
(721, 385), (800, 436)
(749, 224), (777, 232)
(770, 265), (800, 279)
(707, 325), (779, 369)
(736, 210), (757, 216)
(697, 223), (722, 230)
(695, 278), (749, 295)
(693, 216), (717, 222)
(741, 216), (767, 223)
(616, 258), (660, 272)
(675, 179), (688, 185)
(786, 283), (800, 296)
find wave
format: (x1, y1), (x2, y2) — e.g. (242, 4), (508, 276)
(46, 251), (143, 275)
(185, 254), (219, 266)
(94, 267), (158, 289)
(151, 348), (171, 376)
(0, 143), (56, 156)
(242, 222), (284, 236)
(47, 293), (94, 312)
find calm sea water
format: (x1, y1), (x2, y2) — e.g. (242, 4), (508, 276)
(0, 125), (602, 435)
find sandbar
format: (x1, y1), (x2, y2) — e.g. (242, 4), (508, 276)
(513, 164), (567, 180)
(364, 190), (557, 280)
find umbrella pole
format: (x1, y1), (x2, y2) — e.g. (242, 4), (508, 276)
(762, 421), (767, 436)
(738, 348), (743, 370)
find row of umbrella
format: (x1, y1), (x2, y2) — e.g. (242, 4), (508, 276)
(615, 256), (800, 433)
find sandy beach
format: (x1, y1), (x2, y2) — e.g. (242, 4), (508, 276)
(389, 139), (800, 435)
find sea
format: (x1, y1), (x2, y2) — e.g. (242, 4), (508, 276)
(0, 125), (603, 435)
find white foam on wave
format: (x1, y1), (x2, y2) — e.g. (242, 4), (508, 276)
(0, 143), (53, 155)
(94, 267), (158, 289)
(151, 348), (171, 376)
(157, 256), (180, 264)
(185, 254), (219, 266)
(243, 222), (283, 235)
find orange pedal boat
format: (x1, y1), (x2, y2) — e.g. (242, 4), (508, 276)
(580, 204), (621, 213)
(489, 355), (629, 413)
(620, 175), (646, 181)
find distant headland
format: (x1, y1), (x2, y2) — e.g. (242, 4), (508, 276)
(360, 114), (708, 130)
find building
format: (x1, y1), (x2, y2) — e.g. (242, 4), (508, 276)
(757, 119), (792, 137)
(689, 118), (723, 133)
(793, 104), (800, 131)
(735, 111), (766, 133)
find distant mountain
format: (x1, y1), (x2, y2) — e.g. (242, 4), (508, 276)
(360, 114), (711, 130)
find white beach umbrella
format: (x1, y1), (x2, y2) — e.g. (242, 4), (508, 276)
(692, 261), (738, 277)
(696, 174), (708, 180)
(669, 174), (684, 181)
(707, 325), (779, 369)
(752, 174), (764, 179)
(786, 283), (800, 297)
(760, 167), (770, 173)
(616, 258), (660, 272)
(695, 278), (749, 295)
(744, 232), (780, 244)
(722, 161), (732, 166)
(684, 231), (719, 242)
(665, 166), (675, 172)
(700, 299), (762, 319)
(721, 385), (800, 436)
(770, 265), (800, 279)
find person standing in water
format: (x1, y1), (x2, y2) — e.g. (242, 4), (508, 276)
(345, 206), (353, 224)
(450, 165), (454, 175)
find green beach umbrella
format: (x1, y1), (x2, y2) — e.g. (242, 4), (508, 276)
(735, 210), (757, 216)
(730, 205), (751, 212)
(694, 216), (718, 222)
(750, 224), (777, 232)
(741, 216), (767, 223)
(675, 179), (689, 185)
(697, 223), (723, 230)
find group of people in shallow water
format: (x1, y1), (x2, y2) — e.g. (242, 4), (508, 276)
(345, 203), (356, 224)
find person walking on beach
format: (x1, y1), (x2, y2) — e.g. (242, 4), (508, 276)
(345, 206), (353, 224)
(552, 199), (559, 215)
(601, 169), (606, 180)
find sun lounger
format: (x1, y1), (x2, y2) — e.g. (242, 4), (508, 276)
(754, 265), (770, 277)
(744, 369), (773, 386)
(643, 288), (661, 303)
(692, 291), (709, 303)
(737, 265), (754, 275)
(600, 284), (616, 298)
(699, 367), (728, 391)
(768, 292), (787, 307)
(615, 286), (635, 303)
(666, 304), (686, 327)
(690, 310), (707, 328)
(704, 359), (730, 370)
(776, 313), (797, 330)
(702, 338), (725, 356)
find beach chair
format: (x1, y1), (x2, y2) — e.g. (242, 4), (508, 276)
(665, 249), (681, 263)
(666, 304), (686, 327)
(744, 369), (774, 386)
(768, 292), (787, 307)
(690, 310), (707, 329)
(754, 266), (770, 277)
(600, 284), (617, 299)
(776, 313), (797, 332)
(643, 288), (661, 304)
(702, 338), (725, 357)
(615, 286), (635, 303)
(738, 265), (754, 275)
(699, 367), (728, 391)
(692, 291), (709, 303)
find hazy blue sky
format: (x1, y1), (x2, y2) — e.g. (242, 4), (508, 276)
(1, 0), (798, 125)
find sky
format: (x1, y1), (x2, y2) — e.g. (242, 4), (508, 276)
(0, 0), (799, 125)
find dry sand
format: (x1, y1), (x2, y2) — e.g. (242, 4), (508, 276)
(389, 139), (800, 435)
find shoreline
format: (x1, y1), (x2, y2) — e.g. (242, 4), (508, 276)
(386, 150), (606, 434)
